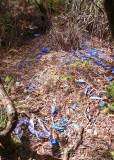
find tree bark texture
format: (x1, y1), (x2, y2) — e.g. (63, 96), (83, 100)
(104, 0), (114, 39)
(0, 78), (18, 147)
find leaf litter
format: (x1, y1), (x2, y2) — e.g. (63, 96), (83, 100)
(0, 34), (114, 160)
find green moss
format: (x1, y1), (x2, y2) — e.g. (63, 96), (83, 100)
(0, 137), (22, 156)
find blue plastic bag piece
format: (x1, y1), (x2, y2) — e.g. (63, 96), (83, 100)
(3, 108), (6, 112)
(95, 53), (99, 57)
(50, 139), (56, 145)
(15, 117), (28, 139)
(99, 73), (104, 77)
(60, 126), (67, 132)
(15, 82), (20, 85)
(67, 35), (70, 39)
(110, 68), (114, 71)
(26, 84), (29, 88)
(76, 79), (85, 83)
(72, 103), (77, 110)
(61, 119), (68, 124)
(52, 124), (67, 132)
(19, 64), (22, 67)
(51, 106), (56, 114)
(28, 119), (50, 138)
(72, 125), (76, 129)
(112, 70), (114, 74)
(78, 70), (82, 73)
(84, 87), (88, 97)
(107, 77), (112, 81)
(97, 60), (102, 65)
(93, 60), (97, 63)
(65, 61), (69, 64)
(90, 97), (102, 100)
(99, 103), (105, 107)
(34, 34), (40, 37)
(84, 35), (87, 38)
(37, 54), (42, 59)
(103, 56), (106, 59)
(100, 92), (106, 95)
(41, 49), (47, 53)
(37, 44), (40, 47)
(102, 51), (105, 54)
(102, 64), (108, 68)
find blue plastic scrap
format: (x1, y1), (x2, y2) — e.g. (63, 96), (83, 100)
(37, 54), (42, 59)
(76, 79), (85, 83)
(3, 108), (6, 112)
(99, 73), (104, 77)
(107, 77), (112, 81)
(51, 106), (56, 114)
(15, 118), (50, 139)
(84, 87), (88, 97)
(61, 119), (68, 124)
(34, 34), (40, 37)
(50, 139), (56, 145)
(90, 97), (102, 100)
(19, 64), (22, 67)
(52, 123), (67, 132)
(72, 103), (77, 110)
(99, 103), (105, 107)
(41, 49), (47, 53)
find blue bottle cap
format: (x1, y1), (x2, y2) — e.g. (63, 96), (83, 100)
(41, 49), (47, 53)
(50, 139), (56, 145)
(107, 77), (112, 81)
(19, 64), (22, 67)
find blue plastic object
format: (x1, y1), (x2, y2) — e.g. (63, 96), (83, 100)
(34, 34), (40, 37)
(3, 108), (6, 112)
(102, 64), (108, 68)
(26, 84), (29, 88)
(19, 64), (22, 67)
(99, 73), (104, 77)
(76, 79), (85, 83)
(99, 103), (105, 107)
(107, 77), (112, 81)
(72, 103), (77, 110)
(51, 106), (56, 114)
(61, 119), (68, 124)
(50, 139), (56, 145)
(84, 87), (88, 97)
(37, 44), (40, 47)
(41, 49), (47, 53)
(37, 54), (42, 59)
(97, 60), (102, 65)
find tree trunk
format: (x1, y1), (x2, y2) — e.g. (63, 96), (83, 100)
(104, 0), (114, 39)
(0, 78), (18, 148)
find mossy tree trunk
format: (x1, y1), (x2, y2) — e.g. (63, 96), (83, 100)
(0, 78), (18, 148)
(104, 0), (114, 39)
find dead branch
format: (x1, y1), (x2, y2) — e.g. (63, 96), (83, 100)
(62, 127), (84, 160)
(0, 78), (18, 146)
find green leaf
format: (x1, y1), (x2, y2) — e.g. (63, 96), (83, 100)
(101, 107), (109, 113)
(108, 102), (114, 111)
(5, 75), (12, 83)
(60, 75), (74, 82)
(110, 151), (114, 159)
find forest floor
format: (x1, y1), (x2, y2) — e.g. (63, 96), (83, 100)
(0, 33), (114, 160)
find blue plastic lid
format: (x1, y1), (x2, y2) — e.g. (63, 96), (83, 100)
(99, 103), (105, 107)
(19, 64), (22, 67)
(50, 139), (56, 145)
(37, 55), (42, 59)
(26, 84), (29, 88)
(34, 34), (40, 37)
(107, 77), (112, 81)
(61, 119), (68, 124)
(41, 49), (47, 53)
